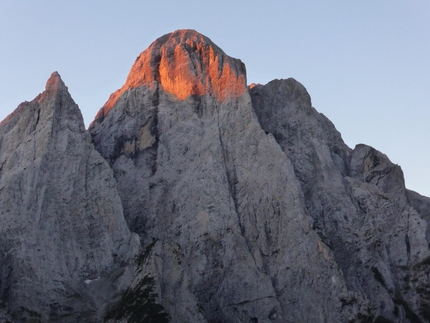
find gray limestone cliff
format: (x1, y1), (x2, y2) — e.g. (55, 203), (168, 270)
(0, 72), (139, 322)
(250, 79), (430, 322)
(1, 29), (429, 323)
(90, 29), (362, 323)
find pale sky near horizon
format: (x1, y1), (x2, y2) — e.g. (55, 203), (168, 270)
(1, 1), (429, 196)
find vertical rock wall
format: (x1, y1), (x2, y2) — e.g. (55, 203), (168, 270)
(251, 78), (430, 322)
(90, 30), (376, 323)
(0, 73), (139, 322)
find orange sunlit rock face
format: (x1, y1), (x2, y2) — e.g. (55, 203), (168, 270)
(98, 30), (247, 118)
(38, 71), (65, 103)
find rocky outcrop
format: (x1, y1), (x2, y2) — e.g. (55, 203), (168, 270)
(407, 189), (430, 243)
(251, 79), (430, 322)
(92, 29), (247, 123)
(90, 30), (375, 322)
(0, 72), (139, 322)
(1, 29), (430, 323)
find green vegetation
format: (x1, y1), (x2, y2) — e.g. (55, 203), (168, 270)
(10, 307), (42, 323)
(104, 275), (169, 323)
(134, 239), (158, 267)
(105, 240), (169, 323)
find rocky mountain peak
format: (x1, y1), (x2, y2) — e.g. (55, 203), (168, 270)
(0, 72), (139, 321)
(95, 29), (247, 119)
(0, 72), (67, 128)
(45, 71), (65, 91)
(37, 71), (67, 102)
(2, 30), (430, 323)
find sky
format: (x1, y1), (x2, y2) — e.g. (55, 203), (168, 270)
(0, 1), (429, 196)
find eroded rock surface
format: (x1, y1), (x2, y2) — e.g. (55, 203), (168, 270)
(92, 29), (247, 122)
(1, 29), (429, 323)
(0, 72), (139, 322)
(90, 30), (377, 322)
(251, 79), (430, 322)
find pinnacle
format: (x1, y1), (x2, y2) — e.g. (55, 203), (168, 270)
(45, 71), (66, 93)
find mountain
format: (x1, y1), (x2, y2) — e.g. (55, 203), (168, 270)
(0, 72), (139, 322)
(1, 29), (430, 322)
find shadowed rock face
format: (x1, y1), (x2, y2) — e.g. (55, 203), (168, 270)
(1, 30), (430, 323)
(0, 72), (139, 322)
(250, 80), (430, 322)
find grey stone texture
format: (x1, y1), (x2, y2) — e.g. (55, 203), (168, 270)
(0, 72), (139, 322)
(251, 79), (430, 322)
(90, 65), (350, 323)
(1, 30), (429, 322)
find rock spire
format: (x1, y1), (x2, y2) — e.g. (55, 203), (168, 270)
(0, 72), (139, 322)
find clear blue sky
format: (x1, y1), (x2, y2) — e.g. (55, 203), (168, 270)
(1, 1), (429, 196)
